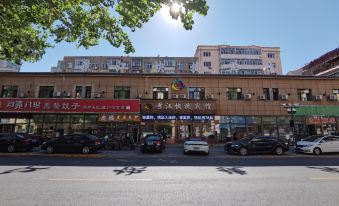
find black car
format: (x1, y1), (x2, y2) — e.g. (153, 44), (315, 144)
(41, 134), (102, 154)
(0, 133), (35, 153)
(225, 136), (289, 156)
(140, 134), (165, 153)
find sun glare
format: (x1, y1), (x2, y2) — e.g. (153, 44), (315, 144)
(171, 2), (181, 14)
(160, 6), (180, 26)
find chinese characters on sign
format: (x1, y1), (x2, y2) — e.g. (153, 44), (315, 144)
(99, 114), (140, 122)
(142, 115), (214, 121)
(0, 99), (139, 113)
(154, 102), (212, 110)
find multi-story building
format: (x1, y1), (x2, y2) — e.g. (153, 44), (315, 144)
(295, 47), (339, 76)
(194, 45), (282, 75)
(0, 60), (20, 72)
(51, 56), (198, 74)
(51, 45), (282, 75)
(1, 73), (338, 143)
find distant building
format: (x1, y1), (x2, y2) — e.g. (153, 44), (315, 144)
(51, 44), (282, 75)
(287, 68), (303, 76)
(297, 47), (339, 76)
(51, 56), (198, 74)
(0, 60), (20, 72)
(194, 45), (282, 75)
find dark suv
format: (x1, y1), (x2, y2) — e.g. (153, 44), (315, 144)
(140, 134), (165, 153)
(41, 134), (102, 154)
(0, 133), (35, 153)
(225, 136), (289, 156)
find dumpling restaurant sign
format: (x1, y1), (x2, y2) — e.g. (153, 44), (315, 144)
(0, 98), (140, 113)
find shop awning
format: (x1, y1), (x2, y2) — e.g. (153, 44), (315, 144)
(295, 106), (339, 116)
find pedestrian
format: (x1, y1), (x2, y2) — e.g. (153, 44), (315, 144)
(232, 132), (238, 141)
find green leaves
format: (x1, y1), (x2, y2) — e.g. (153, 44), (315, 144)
(0, 0), (209, 64)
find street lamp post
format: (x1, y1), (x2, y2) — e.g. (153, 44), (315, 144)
(283, 103), (300, 148)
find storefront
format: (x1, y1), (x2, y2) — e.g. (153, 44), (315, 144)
(0, 98), (140, 138)
(140, 99), (217, 143)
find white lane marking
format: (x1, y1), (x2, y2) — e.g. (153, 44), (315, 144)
(49, 178), (152, 182)
(311, 177), (339, 180)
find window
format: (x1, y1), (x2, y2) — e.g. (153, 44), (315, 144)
(1, 85), (18, 98)
(272, 88), (279, 100)
(75, 86), (92, 98)
(153, 87), (169, 99)
(203, 62), (211, 67)
(178, 63), (184, 70)
(164, 59), (175, 67)
(227, 88), (242, 100)
(203, 51), (211, 57)
(132, 59), (142, 67)
(146, 63), (152, 69)
(189, 87), (205, 100)
(297, 89), (312, 101)
(114, 86), (130, 99)
(220, 48), (261, 55)
(268, 53), (275, 58)
(39, 86), (54, 98)
(263, 88), (270, 100)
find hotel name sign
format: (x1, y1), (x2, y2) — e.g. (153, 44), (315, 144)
(141, 99), (216, 115)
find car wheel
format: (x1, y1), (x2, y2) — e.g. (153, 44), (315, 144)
(7, 145), (15, 153)
(313, 147), (322, 155)
(82, 146), (90, 154)
(275, 146), (284, 155)
(46, 146), (54, 154)
(239, 147), (248, 156)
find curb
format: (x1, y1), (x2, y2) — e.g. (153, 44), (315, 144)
(1, 152), (339, 159)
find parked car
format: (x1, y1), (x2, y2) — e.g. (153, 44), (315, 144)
(184, 137), (209, 155)
(140, 134), (165, 153)
(41, 134), (102, 154)
(16, 133), (42, 147)
(0, 133), (35, 153)
(225, 136), (289, 156)
(296, 135), (339, 155)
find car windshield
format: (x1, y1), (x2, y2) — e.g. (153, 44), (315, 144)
(303, 135), (324, 142)
(145, 135), (161, 141)
(188, 138), (203, 141)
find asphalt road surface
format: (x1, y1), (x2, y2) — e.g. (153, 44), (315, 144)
(0, 156), (339, 206)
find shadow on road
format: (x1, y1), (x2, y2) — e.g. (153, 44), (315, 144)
(307, 166), (339, 174)
(216, 167), (247, 175)
(0, 166), (50, 175)
(113, 166), (147, 176)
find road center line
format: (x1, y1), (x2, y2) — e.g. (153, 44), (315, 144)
(48, 178), (152, 182)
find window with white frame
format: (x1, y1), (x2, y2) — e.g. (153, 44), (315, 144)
(203, 62), (212, 67)
(203, 51), (211, 57)
(268, 53), (275, 58)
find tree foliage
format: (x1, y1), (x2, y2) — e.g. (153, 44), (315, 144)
(0, 0), (209, 64)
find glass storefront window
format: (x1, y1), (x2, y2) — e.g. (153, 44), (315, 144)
(227, 88), (242, 100)
(188, 87), (205, 100)
(39, 86), (54, 98)
(57, 115), (71, 123)
(44, 115), (57, 123)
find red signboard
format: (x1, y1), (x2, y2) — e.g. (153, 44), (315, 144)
(0, 98), (139, 113)
(308, 116), (336, 124)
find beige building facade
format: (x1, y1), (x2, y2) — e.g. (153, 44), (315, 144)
(194, 45), (282, 75)
(0, 73), (338, 143)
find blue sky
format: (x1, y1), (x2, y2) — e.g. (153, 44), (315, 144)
(22, 0), (339, 74)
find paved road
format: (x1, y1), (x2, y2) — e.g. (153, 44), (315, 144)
(0, 156), (339, 206)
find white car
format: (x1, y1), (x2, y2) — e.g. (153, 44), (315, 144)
(296, 135), (339, 155)
(184, 137), (209, 155)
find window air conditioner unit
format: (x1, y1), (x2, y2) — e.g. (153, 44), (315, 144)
(259, 95), (266, 100)
(206, 94), (214, 99)
(243, 94), (252, 100)
(95, 94), (101, 98)
(55, 92), (61, 98)
(171, 94), (178, 99)
(329, 94), (338, 101)
(18, 92), (25, 98)
(280, 94), (289, 100)
(314, 95), (322, 101)
(66, 93), (71, 98)
(179, 94), (187, 99)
